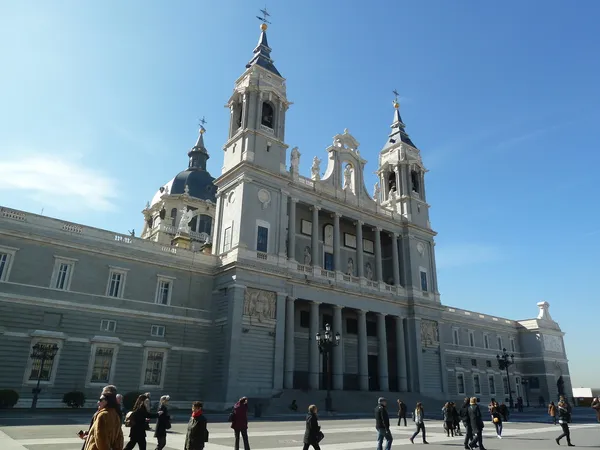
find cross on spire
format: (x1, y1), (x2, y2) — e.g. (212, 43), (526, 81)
(256, 7), (271, 25)
(199, 116), (207, 134)
(392, 89), (400, 103)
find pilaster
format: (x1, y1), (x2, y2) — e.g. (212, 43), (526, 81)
(284, 296), (295, 389)
(356, 221), (364, 278)
(273, 292), (287, 390)
(377, 313), (389, 391)
(333, 213), (341, 272)
(391, 232), (400, 287)
(288, 198), (297, 261)
(332, 305), (344, 390)
(311, 206), (320, 268)
(358, 309), (369, 391)
(395, 316), (408, 392)
(309, 301), (321, 389)
(374, 227), (383, 282)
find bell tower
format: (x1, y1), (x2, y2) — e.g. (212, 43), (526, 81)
(222, 11), (291, 175)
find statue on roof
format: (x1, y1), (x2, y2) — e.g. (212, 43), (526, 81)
(290, 147), (301, 175)
(178, 207), (194, 234)
(373, 182), (381, 204)
(311, 156), (321, 181)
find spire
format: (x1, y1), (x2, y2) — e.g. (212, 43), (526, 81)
(188, 118), (209, 171)
(245, 8), (282, 77)
(386, 90), (416, 148)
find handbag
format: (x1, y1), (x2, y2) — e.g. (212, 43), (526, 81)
(316, 431), (324, 443)
(493, 417), (499, 423)
(228, 408), (235, 423)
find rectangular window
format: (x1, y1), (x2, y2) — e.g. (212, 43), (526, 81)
(420, 271), (428, 292)
(346, 318), (358, 334)
(151, 325), (165, 337)
(300, 311), (310, 328)
(497, 336), (503, 350)
(256, 226), (268, 253)
(100, 320), (116, 332)
(90, 347), (114, 383)
(484, 334), (490, 349)
(324, 252), (334, 271)
(453, 329), (460, 346)
(143, 350), (165, 386)
(366, 320), (377, 337)
(486, 360), (492, 368)
(223, 226), (232, 252)
(106, 269), (127, 298)
(473, 374), (481, 395)
(510, 338), (516, 352)
(52, 259), (75, 290)
(28, 342), (58, 382)
(471, 358), (477, 367)
(456, 373), (465, 395)
(0, 253), (7, 280)
(469, 331), (475, 347)
(155, 278), (173, 306)
(488, 375), (496, 395)
(0, 246), (18, 282)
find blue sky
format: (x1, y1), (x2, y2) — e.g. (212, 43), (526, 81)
(1, 1), (598, 388)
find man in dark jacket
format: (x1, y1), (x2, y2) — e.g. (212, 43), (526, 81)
(467, 397), (486, 450)
(185, 401), (207, 450)
(231, 397), (251, 450)
(397, 399), (407, 427)
(374, 397), (393, 450)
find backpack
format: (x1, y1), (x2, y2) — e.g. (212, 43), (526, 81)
(125, 411), (135, 428)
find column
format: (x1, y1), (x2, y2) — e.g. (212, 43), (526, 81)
(278, 191), (289, 257)
(311, 206), (320, 267)
(284, 297), (295, 389)
(358, 310), (369, 391)
(391, 232), (400, 287)
(309, 301), (321, 390)
(288, 198), (297, 261)
(374, 227), (383, 282)
(395, 316), (408, 392)
(332, 305), (344, 390)
(430, 241), (438, 293)
(356, 221), (364, 278)
(394, 166), (401, 196)
(377, 313), (389, 391)
(273, 292), (287, 389)
(333, 213), (341, 272)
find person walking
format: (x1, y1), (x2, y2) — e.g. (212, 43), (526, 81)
(459, 398), (472, 450)
(591, 397), (600, 423)
(375, 397), (393, 450)
(302, 404), (323, 450)
(467, 397), (486, 450)
(489, 400), (503, 439)
(555, 400), (574, 446)
(184, 401), (208, 450)
(549, 401), (557, 425)
(231, 396), (251, 450)
(409, 402), (428, 445)
(397, 400), (407, 427)
(442, 402), (454, 437)
(154, 395), (171, 450)
(81, 385), (124, 450)
(124, 394), (152, 450)
(451, 402), (462, 436)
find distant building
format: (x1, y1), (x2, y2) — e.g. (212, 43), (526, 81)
(573, 387), (600, 406)
(0, 16), (571, 409)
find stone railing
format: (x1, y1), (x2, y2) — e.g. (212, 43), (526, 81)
(445, 306), (514, 326)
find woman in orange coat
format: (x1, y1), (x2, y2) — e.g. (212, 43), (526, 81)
(83, 389), (124, 450)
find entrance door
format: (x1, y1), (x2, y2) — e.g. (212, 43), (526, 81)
(368, 354), (379, 391)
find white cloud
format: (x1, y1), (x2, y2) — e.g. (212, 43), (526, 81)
(0, 155), (119, 211)
(436, 243), (502, 270)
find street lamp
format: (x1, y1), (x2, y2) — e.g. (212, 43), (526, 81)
(496, 348), (515, 409)
(30, 343), (59, 410)
(315, 323), (341, 413)
(521, 378), (530, 407)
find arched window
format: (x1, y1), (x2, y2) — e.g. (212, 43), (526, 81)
(387, 172), (396, 194)
(170, 208), (177, 225)
(261, 102), (274, 128)
(411, 170), (420, 193)
(198, 215), (213, 234)
(233, 103), (242, 130)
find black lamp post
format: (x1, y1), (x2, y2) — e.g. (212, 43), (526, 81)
(315, 323), (340, 413)
(521, 378), (530, 408)
(30, 343), (59, 410)
(496, 348), (515, 409)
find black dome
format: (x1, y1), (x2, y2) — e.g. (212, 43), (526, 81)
(171, 168), (216, 202)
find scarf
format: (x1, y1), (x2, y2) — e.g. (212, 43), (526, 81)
(192, 410), (203, 419)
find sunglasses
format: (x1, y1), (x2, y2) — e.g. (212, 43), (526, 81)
(98, 397), (106, 402)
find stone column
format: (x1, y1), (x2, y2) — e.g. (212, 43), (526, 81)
(391, 232), (400, 287)
(284, 297), (295, 389)
(309, 301), (321, 390)
(333, 305), (344, 390)
(395, 316), (408, 391)
(377, 313), (389, 391)
(311, 206), (320, 267)
(333, 213), (341, 272)
(288, 198), (297, 262)
(241, 93), (248, 129)
(394, 166), (401, 196)
(273, 292), (287, 389)
(374, 227), (383, 282)
(358, 310), (369, 391)
(430, 241), (439, 293)
(356, 221), (364, 278)
(278, 191), (289, 257)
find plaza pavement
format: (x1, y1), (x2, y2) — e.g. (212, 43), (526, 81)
(1, 412), (599, 450)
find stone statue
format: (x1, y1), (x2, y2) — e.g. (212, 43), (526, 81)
(365, 262), (373, 280)
(303, 246), (312, 266)
(243, 288), (277, 323)
(347, 258), (354, 276)
(343, 164), (352, 190)
(163, 185), (169, 195)
(184, 184), (190, 195)
(373, 182), (380, 204)
(420, 320), (440, 346)
(290, 147), (301, 174)
(311, 156), (321, 181)
(177, 207), (193, 233)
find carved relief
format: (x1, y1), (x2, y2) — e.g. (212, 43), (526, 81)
(303, 246), (312, 265)
(243, 288), (277, 323)
(257, 189), (271, 209)
(420, 320), (439, 347)
(543, 334), (563, 353)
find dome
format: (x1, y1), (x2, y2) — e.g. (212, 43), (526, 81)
(171, 168), (216, 201)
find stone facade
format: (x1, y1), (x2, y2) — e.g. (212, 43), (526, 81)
(0, 21), (571, 409)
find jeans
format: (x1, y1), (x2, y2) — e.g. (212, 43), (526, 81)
(234, 429), (251, 450)
(397, 414), (407, 426)
(463, 426), (473, 448)
(376, 428), (393, 450)
(494, 421), (503, 436)
(410, 423), (426, 442)
(124, 438), (146, 450)
(155, 435), (166, 450)
(557, 423), (571, 445)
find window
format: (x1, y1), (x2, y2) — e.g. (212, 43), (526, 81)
(261, 102), (274, 128)
(151, 325), (165, 337)
(89, 347), (116, 384)
(411, 170), (420, 193)
(366, 320), (377, 337)
(100, 320), (116, 332)
(471, 358), (477, 367)
(484, 334), (490, 349)
(106, 267), (128, 298)
(141, 349), (167, 388)
(257, 225), (269, 253)
(456, 373), (465, 395)
(473, 374), (481, 395)
(300, 311), (310, 328)
(223, 226), (232, 252)
(51, 257), (77, 290)
(155, 276), (174, 306)
(198, 215), (212, 234)
(24, 340), (61, 385)
(488, 375), (496, 395)
(469, 331), (475, 347)
(420, 270), (428, 292)
(346, 318), (358, 334)
(455, 357), (462, 365)
(502, 376), (509, 396)
(0, 246), (18, 282)
(486, 360), (492, 368)
(324, 252), (334, 270)
(510, 338), (516, 352)
(453, 329), (460, 346)
(497, 336), (503, 350)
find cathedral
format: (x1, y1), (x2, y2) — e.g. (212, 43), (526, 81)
(0, 16), (571, 410)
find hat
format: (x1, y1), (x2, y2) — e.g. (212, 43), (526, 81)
(160, 395), (170, 402)
(378, 397), (387, 403)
